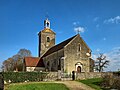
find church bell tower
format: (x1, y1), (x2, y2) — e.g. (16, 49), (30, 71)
(38, 18), (56, 57)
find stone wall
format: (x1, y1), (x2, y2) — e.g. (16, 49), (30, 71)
(43, 72), (113, 81)
(43, 71), (72, 81)
(76, 72), (113, 80)
(43, 72), (58, 81)
(42, 34), (94, 73)
(64, 35), (91, 73)
(43, 49), (64, 71)
(39, 29), (55, 57)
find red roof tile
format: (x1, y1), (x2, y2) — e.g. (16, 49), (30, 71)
(24, 57), (44, 67)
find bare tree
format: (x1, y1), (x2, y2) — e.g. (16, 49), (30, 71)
(14, 49), (32, 71)
(2, 58), (15, 72)
(95, 53), (109, 72)
(2, 48), (32, 72)
(12, 54), (23, 71)
(17, 49), (32, 58)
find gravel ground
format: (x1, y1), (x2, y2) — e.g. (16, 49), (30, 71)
(55, 81), (95, 90)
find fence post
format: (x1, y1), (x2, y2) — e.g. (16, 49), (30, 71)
(58, 70), (61, 80)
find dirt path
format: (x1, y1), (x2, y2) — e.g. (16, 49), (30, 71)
(55, 81), (95, 90)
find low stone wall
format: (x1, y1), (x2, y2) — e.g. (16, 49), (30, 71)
(43, 72), (58, 81)
(76, 72), (113, 80)
(43, 72), (113, 81)
(43, 71), (72, 81)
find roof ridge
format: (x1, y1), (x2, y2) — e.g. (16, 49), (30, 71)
(55, 34), (77, 46)
(42, 34), (78, 57)
(65, 34), (79, 47)
(25, 56), (40, 58)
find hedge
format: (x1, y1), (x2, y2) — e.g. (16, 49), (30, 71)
(0, 73), (4, 90)
(3, 72), (48, 83)
(113, 71), (120, 76)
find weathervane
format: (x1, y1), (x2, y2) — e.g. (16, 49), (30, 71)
(74, 27), (81, 34)
(77, 29), (81, 34)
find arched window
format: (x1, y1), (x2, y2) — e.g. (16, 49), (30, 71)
(47, 22), (49, 27)
(78, 44), (81, 51)
(47, 37), (50, 42)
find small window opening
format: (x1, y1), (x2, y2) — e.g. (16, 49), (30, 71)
(78, 44), (81, 51)
(47, 22), (49, 27)
(47, 37), (50, 42)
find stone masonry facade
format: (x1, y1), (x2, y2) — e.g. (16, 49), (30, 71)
(24, 18), (94, 73)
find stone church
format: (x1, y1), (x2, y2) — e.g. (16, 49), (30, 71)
(24, 18), (94, 73)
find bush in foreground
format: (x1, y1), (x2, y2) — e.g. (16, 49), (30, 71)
(3, 72), (47, 83)
(101, 74), (120, 89)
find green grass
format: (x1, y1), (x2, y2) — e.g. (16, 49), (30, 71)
(79, 78), (103, 90)
(7, 82), (69, 90)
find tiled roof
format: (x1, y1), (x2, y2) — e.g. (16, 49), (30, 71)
(42, 34), (77, 57)
(24, 57), (44, 67)
(37, 58), (45, 67)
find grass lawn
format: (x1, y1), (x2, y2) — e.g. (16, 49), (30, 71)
(6, 82), (69, 90)
(79, 78), (103, 90)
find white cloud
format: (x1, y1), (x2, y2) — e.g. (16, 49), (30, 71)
(92, 54), (98, 60)
(106, 47), (120, 71)
(73, 21), (79, 25)
(93, 17), (99, 22)
(96, 48), (100, 52)
(92, 47), (120, 71)
(103, 37), (106, 41)
(104, 16), (120, 24)
(73, 22), (77, 25)
(74, 26), (85, 33)
(104, 47), (120, 71)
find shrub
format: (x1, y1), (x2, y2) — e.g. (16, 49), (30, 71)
(101, 74), (120, 89)
(113, 71), (120, 76)
(101, 74), (111, 88)
(3, 72), (47, 83)
(111, 77), (120, 89)
(0, 73), (4, 90)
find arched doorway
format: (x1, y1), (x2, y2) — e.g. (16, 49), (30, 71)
(77, 66), (81, 73)
(75, 62), (82, 72)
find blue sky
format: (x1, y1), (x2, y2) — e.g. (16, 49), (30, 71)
(0, 0), (120, 71)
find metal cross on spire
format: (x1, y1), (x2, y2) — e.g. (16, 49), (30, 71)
(77, 29), (81, 34)
(74, 26), (85, 34)
(74, 27), (81, 34)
